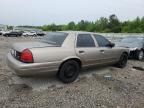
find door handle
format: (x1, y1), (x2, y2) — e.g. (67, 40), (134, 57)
(100, 50), (105, 53)
(79, 50), (85, 54)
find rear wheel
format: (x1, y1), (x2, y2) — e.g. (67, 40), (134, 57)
(116, 53), (128, 68)
(136, 50), (144, 60)
(58, 60), (80, 83)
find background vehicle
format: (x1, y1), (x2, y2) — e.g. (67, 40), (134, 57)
(3, 31), (22, 37)
(0, 31), (10, 35)
(0, 31), (2, 35)
(23, 31), (37, 37)
(36, 31), (46, 36)
(7, 31), (129, 83)
(116, 36), (144, 60)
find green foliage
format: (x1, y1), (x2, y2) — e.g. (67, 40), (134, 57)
(40, 15), (144, 33)
(7, 26), (13, 30)
(108, 14), (121, 33)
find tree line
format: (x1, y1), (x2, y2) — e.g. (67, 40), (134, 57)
(35, 14), (144, 33)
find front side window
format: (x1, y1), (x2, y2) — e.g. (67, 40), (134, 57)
(77, 34), (95, 47)
(41, 32), (68, 46)
(94, 34), (110, 47)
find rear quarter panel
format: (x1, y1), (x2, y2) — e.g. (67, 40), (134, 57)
(30, 47), (76, 63)
(30, 33), (78, 63)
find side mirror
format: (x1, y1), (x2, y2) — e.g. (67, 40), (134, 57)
(106, 43), (115, 48)
(110, 43), (115, 47)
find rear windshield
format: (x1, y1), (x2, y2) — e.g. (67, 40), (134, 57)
(121, 37), (143, 43)
(41, 32), (68, 46)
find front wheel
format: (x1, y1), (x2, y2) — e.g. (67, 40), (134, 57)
(58, 60), (80, 83)
(116, 53), (128, 68)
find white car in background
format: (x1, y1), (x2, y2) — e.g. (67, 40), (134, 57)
(23, 31), (37, 37)
(0, 31), (10, 35)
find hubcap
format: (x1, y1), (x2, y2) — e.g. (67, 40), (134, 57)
(64, 65), (76, 78)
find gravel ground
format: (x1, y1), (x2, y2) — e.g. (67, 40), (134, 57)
(0, 36), (144, 108)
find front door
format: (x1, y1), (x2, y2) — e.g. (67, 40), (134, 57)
(75, 34), (103, 66)
(93, 34), (119, 63)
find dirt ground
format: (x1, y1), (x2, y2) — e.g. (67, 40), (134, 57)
(0, 36), (144, 108)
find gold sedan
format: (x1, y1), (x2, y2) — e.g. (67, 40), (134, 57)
(7, 31), (129, 83)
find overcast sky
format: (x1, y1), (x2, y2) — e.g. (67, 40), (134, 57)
(0, 0), (144, 26)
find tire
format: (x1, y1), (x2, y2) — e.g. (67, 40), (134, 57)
(4, 35), (8, 37)
(116, 53), (128, 68)
(136, 50), (144, 60)
(58, 60), (80, 83)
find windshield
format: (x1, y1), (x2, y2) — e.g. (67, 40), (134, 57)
(40, 32), (68, 46)
(121, 37), (143, 43)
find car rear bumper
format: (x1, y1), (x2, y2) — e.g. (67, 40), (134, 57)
(6, 53), (60, 76)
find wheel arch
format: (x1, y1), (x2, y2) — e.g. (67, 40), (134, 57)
(122, 51), (129, 56)
(58, 57), (82, 73)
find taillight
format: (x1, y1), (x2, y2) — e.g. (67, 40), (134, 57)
(20, 49), (33, 63)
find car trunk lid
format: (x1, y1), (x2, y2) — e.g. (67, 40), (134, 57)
(11, 41), (57, 62)
(12, 41), (56, 52)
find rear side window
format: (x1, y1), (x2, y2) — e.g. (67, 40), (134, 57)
(77, 34), (95, 47)
(94, 34), (110, 47)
